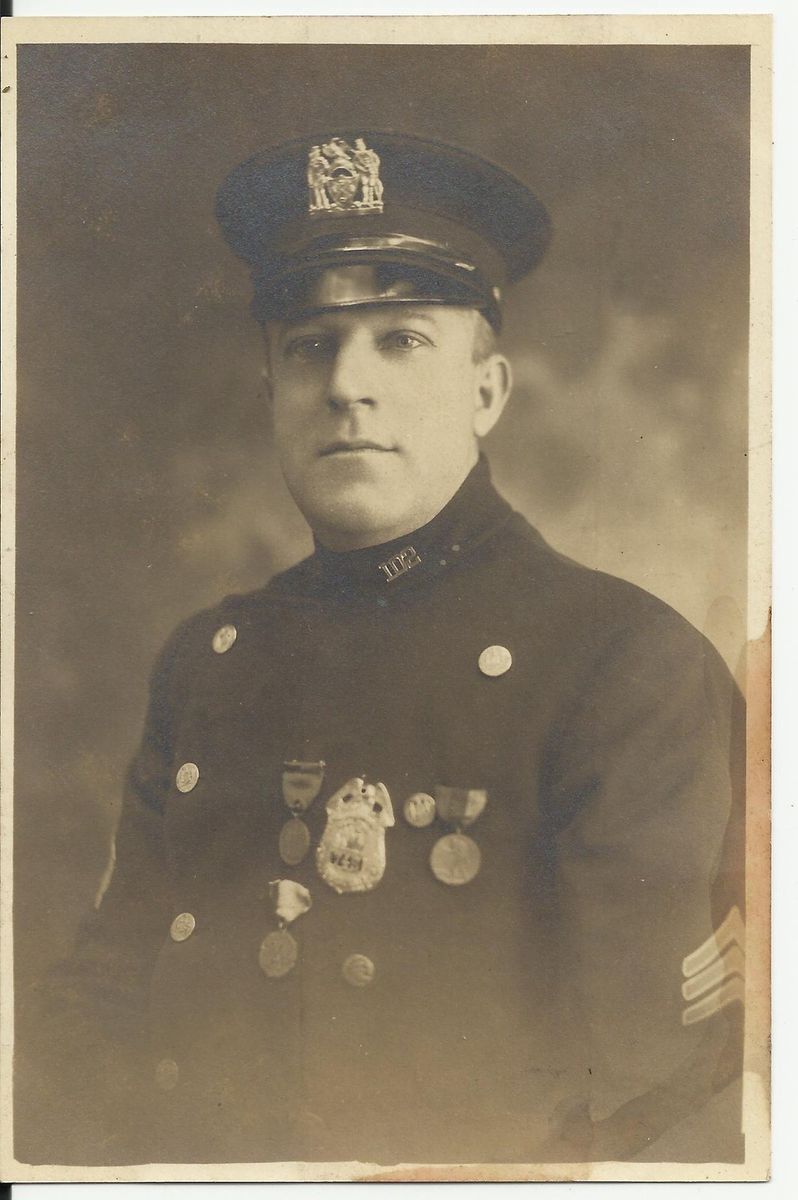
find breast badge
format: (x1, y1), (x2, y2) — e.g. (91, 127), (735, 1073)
(316, 777), (395, 894)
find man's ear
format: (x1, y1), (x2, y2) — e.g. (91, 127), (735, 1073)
(473, 353), (512, 439)
(261, 325), (275, 406)
(261, 363), (274, 407)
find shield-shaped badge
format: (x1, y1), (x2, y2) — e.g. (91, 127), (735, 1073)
(282, 760), (325, 813)
(316, 777), (395, 894)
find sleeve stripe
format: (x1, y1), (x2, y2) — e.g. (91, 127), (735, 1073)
(681, 943), (745, 1002)
(93, 835), (117, 910)
(681, 976), (744, 1026)
(682, 905), (745, 979)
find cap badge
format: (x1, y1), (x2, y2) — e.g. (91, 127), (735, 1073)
(307, 137), (384, 217)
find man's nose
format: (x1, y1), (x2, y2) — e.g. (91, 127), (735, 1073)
(326, 339), (378, 410)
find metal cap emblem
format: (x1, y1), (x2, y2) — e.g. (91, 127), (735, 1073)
(308, 137), (384, 216)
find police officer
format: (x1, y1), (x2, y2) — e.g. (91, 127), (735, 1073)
(19, 132), (745, 1168)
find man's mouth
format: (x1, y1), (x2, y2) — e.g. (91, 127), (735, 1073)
(319, 440), (396, 457)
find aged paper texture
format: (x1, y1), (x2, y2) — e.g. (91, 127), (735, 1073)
(0, 12), (771, 1185)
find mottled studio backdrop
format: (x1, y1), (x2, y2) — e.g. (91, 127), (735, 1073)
(15, 43), (749, 993)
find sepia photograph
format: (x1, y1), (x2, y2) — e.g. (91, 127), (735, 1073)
(0, 13), (771, 1185)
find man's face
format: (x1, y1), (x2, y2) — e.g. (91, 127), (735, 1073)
(265, 294), (510, 550)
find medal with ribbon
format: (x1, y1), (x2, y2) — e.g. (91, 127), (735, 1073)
(429, 786), (487, 886)
(258, 878), (312, 978)
(278, 759), (325, 866)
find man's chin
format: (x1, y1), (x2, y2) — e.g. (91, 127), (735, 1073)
(302, 487), (412, 552)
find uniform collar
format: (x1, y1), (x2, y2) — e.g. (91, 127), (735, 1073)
(302, 453), (512, 599)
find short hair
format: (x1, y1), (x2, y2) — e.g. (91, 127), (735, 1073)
(472, 312), (498, 363)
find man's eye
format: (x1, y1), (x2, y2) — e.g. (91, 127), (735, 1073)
(284, 336), (334, 361)
(382, 331), (430, 352)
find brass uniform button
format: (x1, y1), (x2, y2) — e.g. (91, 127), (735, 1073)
(478, 644), (513, 677)
(342, 953), (376, 987)
(212, 624), (237, 654)
(170, 912), (196, 942)
(154, 1058), (180, 1091)
(175, 762), (200, 793)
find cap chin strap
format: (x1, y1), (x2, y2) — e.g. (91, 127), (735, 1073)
(293, 294), (499, 326)
(254, 256), (502, 330)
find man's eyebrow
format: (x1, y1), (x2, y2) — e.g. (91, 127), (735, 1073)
(385, 308), (440, 324)
(273, 320), (332, 342)
(270, 307), (448, 343)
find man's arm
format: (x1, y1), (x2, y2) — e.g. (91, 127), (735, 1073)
(543, 598), (745, 1162)
(14, 623), (188, 1165)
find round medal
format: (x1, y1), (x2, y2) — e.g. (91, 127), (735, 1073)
(279, 817), (311, 866)
(258, 928), (299, 978)
(403, 792), (436, 828)
(430, 832), (482, 886)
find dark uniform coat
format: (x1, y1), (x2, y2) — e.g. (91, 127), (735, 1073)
(18, 456), (745, 1168)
